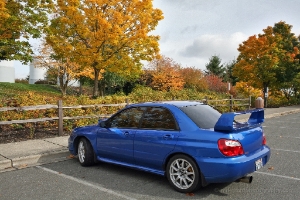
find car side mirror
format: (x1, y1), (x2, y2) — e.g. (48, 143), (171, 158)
(99, 121), (107, 128)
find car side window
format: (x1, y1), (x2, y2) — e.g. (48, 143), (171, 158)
(140, 107), (177, 130)
(109, 107), (145, 128)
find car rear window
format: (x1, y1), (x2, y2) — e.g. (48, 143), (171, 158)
(179, 104), (221, 129)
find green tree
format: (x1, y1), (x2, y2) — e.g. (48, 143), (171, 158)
(0, 0), (53, 63)
(98, 71), (127, 96)
(224, 59), (238, 86)
(205, 55), (225, 78)
(266, 22), (300, 99)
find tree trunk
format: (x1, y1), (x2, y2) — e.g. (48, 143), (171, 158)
(99, 81), (105, 97)
(79, 82), (82, 95)
(62, 80), (68, 96)
(59, 75), (66, 96)
(93, 68), (100, 97)
(79, 76), (86, 95)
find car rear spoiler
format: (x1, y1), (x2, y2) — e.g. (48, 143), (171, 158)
(214, 109), (264, 132)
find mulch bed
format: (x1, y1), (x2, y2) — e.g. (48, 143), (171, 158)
(0, 126), (71, 144)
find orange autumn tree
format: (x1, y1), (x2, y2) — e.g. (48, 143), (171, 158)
(0, 1), (10, 39)
(35, 41), (93, 96)
(180, 67), (208, 91)
(235, 81), (262, 98)
(147, 56), (184, 91)
(233, 34), (281, 92)
(46, 0), (163, 97)
(233, 22), (300, 97)
(203, 74), (227, 93)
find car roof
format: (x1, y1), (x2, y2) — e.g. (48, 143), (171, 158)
(130, 101), (204, 108)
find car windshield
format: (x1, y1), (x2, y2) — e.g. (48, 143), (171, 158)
(179, 104), (221, 129)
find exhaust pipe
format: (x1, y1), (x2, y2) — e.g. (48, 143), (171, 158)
(236, 176), (253, 184)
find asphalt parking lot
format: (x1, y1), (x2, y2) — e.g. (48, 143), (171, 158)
(0, 112), (299, 199)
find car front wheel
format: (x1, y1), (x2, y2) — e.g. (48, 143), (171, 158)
(166, 154), (201, 193)
(77, 138), (95, 166)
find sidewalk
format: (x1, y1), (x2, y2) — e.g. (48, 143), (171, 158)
(1, 105), (300, 172)
(0, 136), (70, 172)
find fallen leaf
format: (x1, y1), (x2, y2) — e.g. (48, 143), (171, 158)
(268, 167), (274, 170)
(186, 193), (195, 196)
(68, 154), (76, 159)
(18, 164), (28, 168)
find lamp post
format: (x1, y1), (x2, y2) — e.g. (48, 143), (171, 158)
(264, 87), (268, 108)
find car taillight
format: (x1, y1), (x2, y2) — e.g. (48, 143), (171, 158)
(262, 133), (267, 145)
(218, 139), (244, 157)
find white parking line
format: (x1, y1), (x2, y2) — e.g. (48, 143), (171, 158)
(279, 127), (299, 130)
(36, 166), (137, 200)
(265, 135), (300, 139)
(263, 126), (299, 130)
(271, 148), (300, 153)
(276, 136), (300, 139)
(256, 171), (300, 181)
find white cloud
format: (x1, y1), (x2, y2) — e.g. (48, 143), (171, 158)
(153, 0), (300, 71)
(154, 32), (249, 70)
(7, 0), (300, 78)
(180, 32), (248, 62)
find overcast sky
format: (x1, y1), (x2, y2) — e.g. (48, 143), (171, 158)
(14, 0), (300, 78)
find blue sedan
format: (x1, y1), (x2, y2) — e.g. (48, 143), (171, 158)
(68, 101), (270, 193)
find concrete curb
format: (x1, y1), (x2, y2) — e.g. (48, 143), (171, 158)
(12, 150), (71, 168)
(264, 108), (300, 119)
(0, 158), (11, 170)
(0, 149), (70, 172)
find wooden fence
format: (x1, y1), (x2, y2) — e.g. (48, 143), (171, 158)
(0, 96), (250, 136)
(202, 95), (251, 112)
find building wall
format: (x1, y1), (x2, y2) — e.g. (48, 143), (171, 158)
(29, 60), (46, 84)
(0, 61), (15, 83)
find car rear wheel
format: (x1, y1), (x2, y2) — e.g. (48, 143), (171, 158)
(166, 154), (200, 193)
(78, 138), (95, 166)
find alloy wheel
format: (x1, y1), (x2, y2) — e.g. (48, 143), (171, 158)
(78, 140), (85, 163)
(169, 158), (195, 190)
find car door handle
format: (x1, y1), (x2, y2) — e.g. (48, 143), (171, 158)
(124, 131), (130, 136)
(163, 134), (174, 140)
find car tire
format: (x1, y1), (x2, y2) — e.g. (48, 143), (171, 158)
(166, 154), (201, 193)
(77, 138), (95, 166)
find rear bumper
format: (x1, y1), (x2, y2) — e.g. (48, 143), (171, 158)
(195, 145), (271, 183)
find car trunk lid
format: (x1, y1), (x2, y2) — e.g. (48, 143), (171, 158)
(214, 109), (265, 154)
